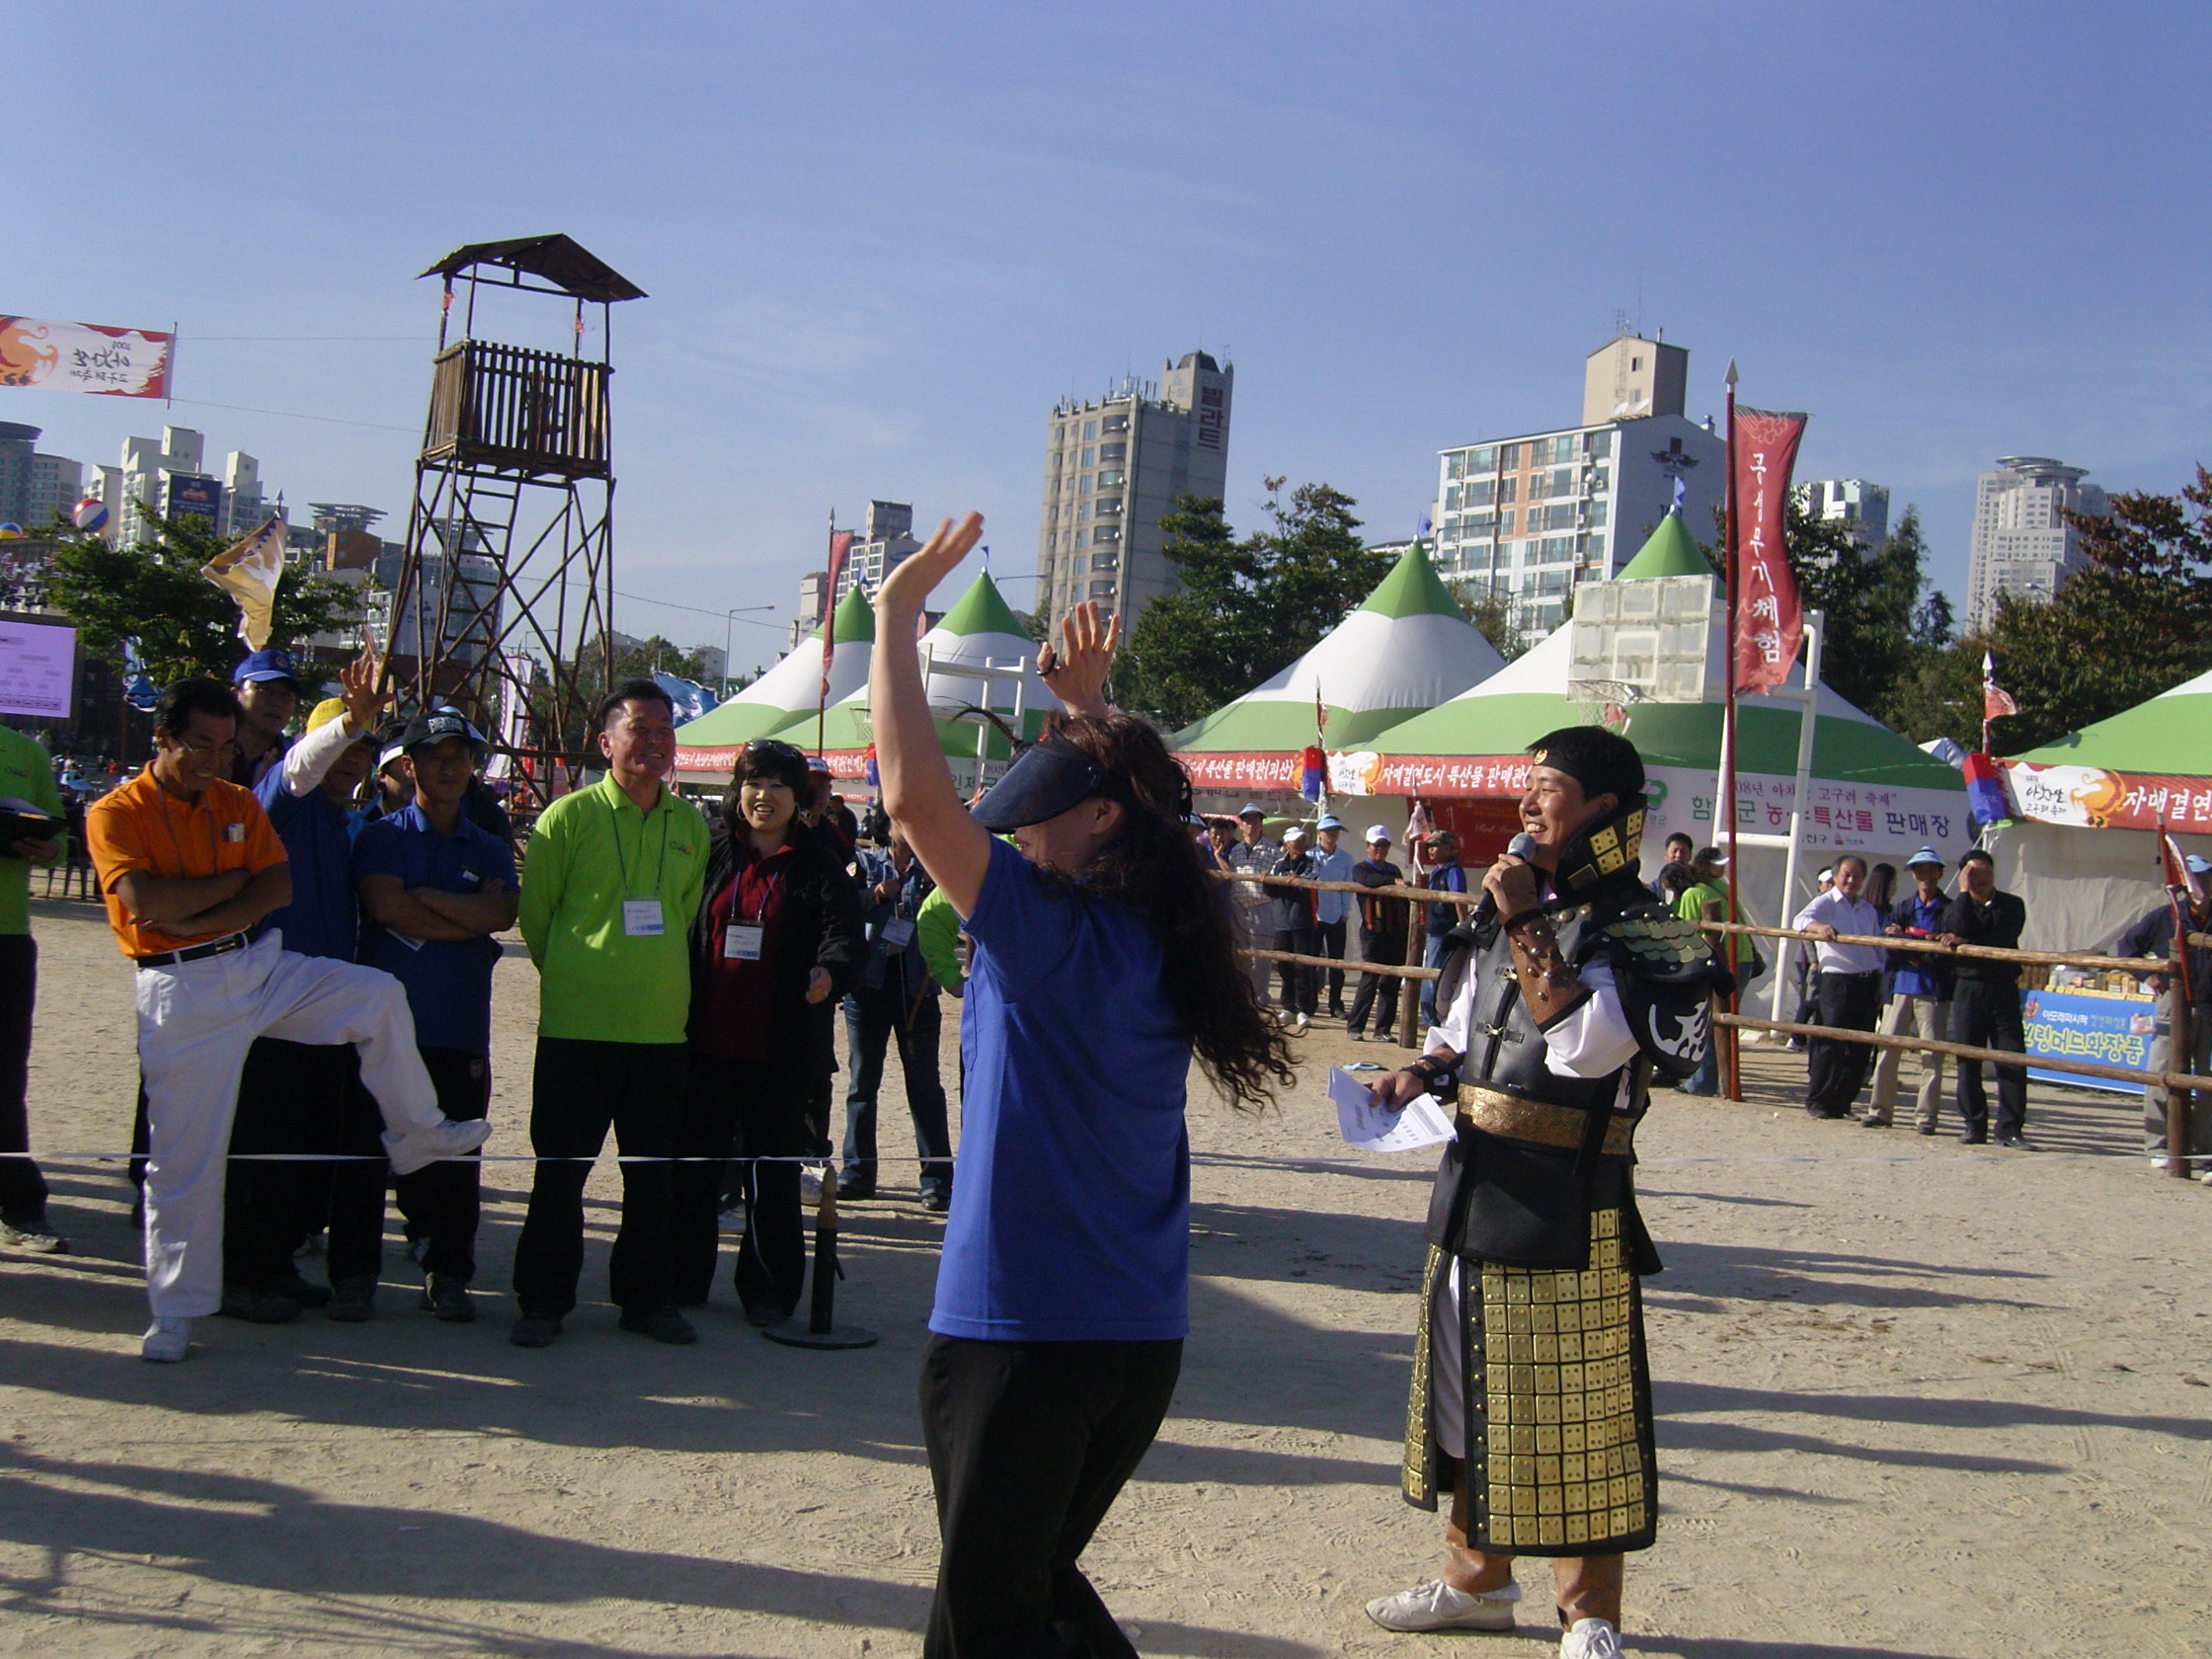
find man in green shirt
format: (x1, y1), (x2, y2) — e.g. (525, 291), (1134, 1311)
(1674, 845), (1733, 1096)
(511, 680), (709, 1348)
(0, 723), (65, 1251)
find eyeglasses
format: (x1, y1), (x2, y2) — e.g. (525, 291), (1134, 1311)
(179, 737), (238, 759)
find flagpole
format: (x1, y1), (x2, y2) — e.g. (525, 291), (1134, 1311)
(817, 508), (834, 757)
(1721, 358), (1742, 1101)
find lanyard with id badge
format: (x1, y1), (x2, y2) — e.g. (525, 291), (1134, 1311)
(608, 800), (671, 938)
(725, 865), (782, 962)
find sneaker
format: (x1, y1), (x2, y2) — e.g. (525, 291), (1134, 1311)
(800, 1166), (824, 1207)
(383, 1115), (494, 1178)
(1347, 1028), (1366, 1042)
(141, 1316), (193, 1363)
(218, 1283), (303, 1324)
(1364, 1578), (1519, 1633)
(327, 1276), (377, 1323)
(0, 1216), (69, 1253)
(421, 1275), (475, 1323)
(2199, 1168), (2212, 1187)
(1291, 1013), (1310, 1035)
(1561, 1617), (1625, 1658)
(273, 1272), (334, 1309)
(511, 1315), (563, 1348)
(618, 1307), (698, 1345)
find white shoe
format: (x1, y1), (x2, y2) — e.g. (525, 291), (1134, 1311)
(383, 1116), (493, 1178)
(1365, 1578), (1519, 1632)
(1561, 1616), (1625, 1657)
(141, 1317), (192, 1363)
(1292, 1013), (1310, 1034)
(800, 1166), (824, 1207)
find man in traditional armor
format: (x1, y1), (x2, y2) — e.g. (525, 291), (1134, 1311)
(1364, 726), (1731, 1658)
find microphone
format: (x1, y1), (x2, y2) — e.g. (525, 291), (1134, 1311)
(1467, 832), (1540, 931)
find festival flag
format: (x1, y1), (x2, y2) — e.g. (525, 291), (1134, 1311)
(199, 516), (287, 650)
(0, 316), (174, 399)
(818, 528), (855, 701)
(1961, 751), (2014, 829)
(1299, 745), (1325, 803)
(1730, 406), (1809, 693)
(1982, 653), (2017, 722)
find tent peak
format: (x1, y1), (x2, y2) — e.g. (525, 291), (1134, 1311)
(1616, 510), (1717, 580)
(935, 569), (1030, 640)
(827, 583), (875, 645)
(1360, 541), (1464, 620)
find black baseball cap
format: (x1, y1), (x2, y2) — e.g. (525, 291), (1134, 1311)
(972, 734), (1108, 831)
(403, 708), (488, 756)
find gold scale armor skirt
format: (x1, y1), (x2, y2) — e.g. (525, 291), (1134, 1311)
(1401, 1208), (1657, 1554)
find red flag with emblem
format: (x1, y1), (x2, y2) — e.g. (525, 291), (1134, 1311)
(1731, 407), (1808, 693)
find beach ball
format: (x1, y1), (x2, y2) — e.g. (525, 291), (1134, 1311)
(0, 524), (23, 541)
(72, 497), (109, 533)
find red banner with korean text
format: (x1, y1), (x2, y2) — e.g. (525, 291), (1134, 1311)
(1731, 406), (1808, 693)
(818, 530), (855, 702)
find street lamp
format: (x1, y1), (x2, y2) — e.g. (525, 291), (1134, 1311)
(724, 605), (775, 695)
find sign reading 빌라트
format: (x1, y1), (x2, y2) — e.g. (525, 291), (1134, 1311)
(0, 316), (174, 399)
(2021, 988), (2157, 1095)
(1998, 760), (2212, 831)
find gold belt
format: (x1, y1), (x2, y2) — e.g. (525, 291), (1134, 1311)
(1457, 1085), (1634, 1156)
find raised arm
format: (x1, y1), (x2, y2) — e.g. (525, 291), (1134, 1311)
(1035, 599), (1120, 719)
(871, 514), (993, 917)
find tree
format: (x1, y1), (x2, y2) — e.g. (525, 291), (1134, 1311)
(44, 511), (355, 685)
(1975, 467), (2212, 751)
(1450, 584), (1533, 663)
(1113, 483), (1386, 729)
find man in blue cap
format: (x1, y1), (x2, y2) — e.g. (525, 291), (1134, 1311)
(228, 648), (301, 789)
(1864, 847), (1953, 1132)
(1310, 814), (1355, 1017)
(2118, 853), (2212, 1175)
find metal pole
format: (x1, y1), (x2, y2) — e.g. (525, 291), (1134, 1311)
(1721, 359), (1742, 1100)
(1771, 609), (1824, 1025)
(2168, 973), (2194, 1179)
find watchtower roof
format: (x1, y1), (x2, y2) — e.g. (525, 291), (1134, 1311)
(419, 235), (646, 303)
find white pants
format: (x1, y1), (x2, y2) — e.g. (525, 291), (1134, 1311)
(135, 931), (440, 1319)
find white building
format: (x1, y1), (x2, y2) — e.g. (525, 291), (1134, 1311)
(1794, 477), (1889, 549)
(830, 500), (920, 607)
(1965, 456), (2107, 631)
(1428, 335), (1724, 639)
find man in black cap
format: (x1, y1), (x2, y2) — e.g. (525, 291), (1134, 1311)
(1365, 725), (1731, 1659)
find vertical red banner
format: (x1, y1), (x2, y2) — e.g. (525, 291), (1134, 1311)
(818, 529), (855, 700)
(1731, 406), (1808, 692)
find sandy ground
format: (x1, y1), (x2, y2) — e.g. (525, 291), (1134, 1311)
(3, 892), (2210, 1659)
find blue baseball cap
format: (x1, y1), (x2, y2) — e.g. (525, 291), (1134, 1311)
(1237, 802), (1265, 819)
(231, 648), (300, 686)
(1315, 813), (1346, 831)
(1906, 845), (1945, 868)
(2186, 854), (2212, 876)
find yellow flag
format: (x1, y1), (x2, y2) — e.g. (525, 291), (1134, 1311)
(201, 516), (288, 650)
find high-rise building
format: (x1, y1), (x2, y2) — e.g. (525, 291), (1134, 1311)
(1965, 456), (2108, 631)
(1035, 350), (1232, 631)
(1794, 478), (1890, 549)
(0, 423), (40, 528)
(1428, 334), (1723, 639)
(831, 501), (920, 607)
(791, 569), (830, 649)
(29, 451), (82, 529)
(218, 451), (268, 536)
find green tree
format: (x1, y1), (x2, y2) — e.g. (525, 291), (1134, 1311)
(1976, 467), (2212, 752)
(1450, 583), (1533, 663)
(1113, 483), (1385, 728)
(44, 511), (355, 685)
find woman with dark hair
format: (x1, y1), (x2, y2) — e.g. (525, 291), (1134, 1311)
(872, 523), (1293, 1659)
(674, 737), (863, 1323)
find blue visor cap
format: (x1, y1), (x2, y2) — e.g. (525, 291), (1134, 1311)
(972, 735), (1109, 831)
(233, 648), (299, 685)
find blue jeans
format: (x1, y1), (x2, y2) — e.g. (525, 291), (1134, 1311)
(840, 988), (954, 1199)
(1681, 1008), (1719, 1094)
(1418, 934), (1450, 1029)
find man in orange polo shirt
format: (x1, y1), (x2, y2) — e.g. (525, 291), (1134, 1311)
(86, 676), (490, 1364)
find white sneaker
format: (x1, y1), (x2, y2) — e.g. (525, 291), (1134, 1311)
(800, 1165), (824, 1207)
(141, 1317), (192, 1363)
(383, 1116), (493, 1178)
(1561, 1616), (1624, 1657)
(1365, 1578), (1519, 1632)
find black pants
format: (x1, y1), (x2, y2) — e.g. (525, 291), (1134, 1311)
(385, 1047), (491, 1281)
(1347, 922), (1405, 1038)
(841, 987), (954, 1200)
(0, 934), (44, 1226)
(673, 1051), (812, 1316)
(1314, 917), (1348, 1012)
(1806, 971), (1882, 1116)
(1272, 925), (1316, 1016)
(512, 1037), (685, 1319)
(1950, 979), (2028, 1141)
(224, 1039), (351, 1289)
(324, 1053), (389, 1285)
(919, 1334), (1183, 1659)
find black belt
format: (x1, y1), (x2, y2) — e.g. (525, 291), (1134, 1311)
(133, 931), (251, 969)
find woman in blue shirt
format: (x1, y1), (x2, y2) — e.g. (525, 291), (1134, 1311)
(871, 515), (1293, 1659)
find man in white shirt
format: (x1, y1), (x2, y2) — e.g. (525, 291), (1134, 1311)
(1793, 855), (1886, 1118)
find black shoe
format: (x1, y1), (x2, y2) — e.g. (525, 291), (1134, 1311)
(327, 1276), (376, 1323)
(838, 1183), (876, 1202)
(618, 1307), (698, 1345)
(743, 1304), (789, 1329)
(420, 1275), (475, 1323)
(218, 1284), (302, 1324)
(1958, 1131), (1987, 1145)
(1808, 1108), (1849, 1119)
(921, 1188), (951, 1214)
(1917, 1121), (1937, 1136)
(1997, 1135), (2037, 1150)
(510, 1315), (563, 1348)
(273, 1272), (334, 1309)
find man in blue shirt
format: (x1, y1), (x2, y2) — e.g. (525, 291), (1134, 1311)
(1309, 814), (1355, 1016)
(1419, 830), (1467, 1030)
(355, 710), (518, 1322)
(838, 830), (954, 1210)
(1864, 848), (1952, 1133)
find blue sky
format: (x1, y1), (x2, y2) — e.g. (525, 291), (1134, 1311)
(9, 2), (2208, 673)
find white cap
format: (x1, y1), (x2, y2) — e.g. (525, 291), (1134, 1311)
(1366, 824), (1391, 842)
(1282, 825), (1308, 842)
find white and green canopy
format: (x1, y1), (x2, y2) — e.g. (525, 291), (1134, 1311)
(1173, 543), (1505, 783)
(2008, 663), (2212, 776)
(672, 586), (873, 772)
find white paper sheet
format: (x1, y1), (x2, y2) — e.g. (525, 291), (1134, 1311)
(1329, 1066), (1457, 1153)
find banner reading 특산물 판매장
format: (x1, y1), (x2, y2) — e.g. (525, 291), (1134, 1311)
(0, 316), (174, 399)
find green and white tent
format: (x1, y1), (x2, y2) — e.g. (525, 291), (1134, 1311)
(1174, 542), (1505, 793)
(672, 586), (874, 778)
(1988, 664), (2212, 951)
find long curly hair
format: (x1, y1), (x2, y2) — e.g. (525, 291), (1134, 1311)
(1045, 713), (1295, 1115)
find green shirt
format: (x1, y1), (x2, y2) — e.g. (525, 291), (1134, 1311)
(915, 883), (966, 994)
(518, 775), (709, 1044)
(1676, 878), (1742, 966)
(0, 725), (62, 937)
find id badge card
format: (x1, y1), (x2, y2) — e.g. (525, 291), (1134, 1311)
(622, 898), (666, 937)
(880, 916), (916, 948)
(724, 922), (764, 961)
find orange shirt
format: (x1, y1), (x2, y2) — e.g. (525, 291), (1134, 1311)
(85, 764), (287, 960)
